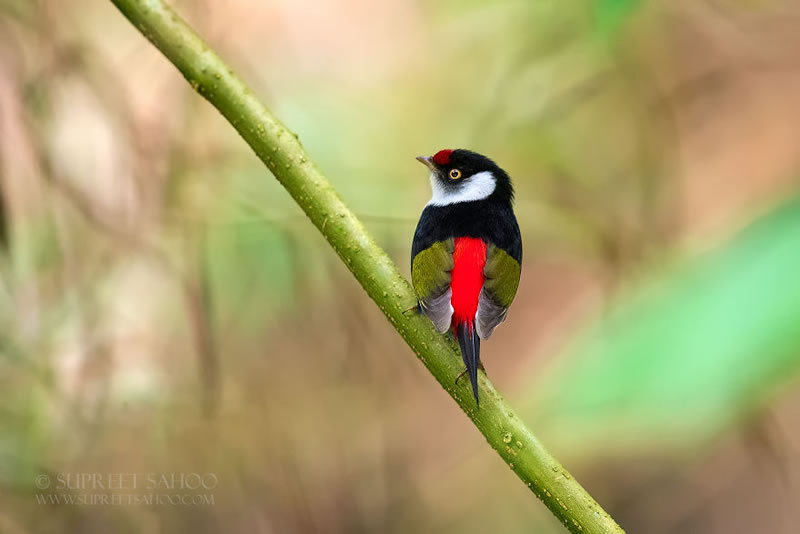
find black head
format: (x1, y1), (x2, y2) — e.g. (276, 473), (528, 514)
(416, 149), (514, 206)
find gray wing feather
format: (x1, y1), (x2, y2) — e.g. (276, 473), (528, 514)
(475, 288), (508, 340)
(421, 288), (453, 333)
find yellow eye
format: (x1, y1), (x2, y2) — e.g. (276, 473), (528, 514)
(449, 169), (462, 180)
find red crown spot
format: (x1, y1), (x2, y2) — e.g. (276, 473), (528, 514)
(432, 149), (453, 165)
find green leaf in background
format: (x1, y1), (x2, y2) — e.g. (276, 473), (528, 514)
(526, 194), (800, 454)
(593, 0), (643, 39)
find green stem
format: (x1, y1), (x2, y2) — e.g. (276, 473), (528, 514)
(108, 1), (625, 532)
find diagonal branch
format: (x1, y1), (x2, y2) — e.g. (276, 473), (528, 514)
(107, 1), (625, 532)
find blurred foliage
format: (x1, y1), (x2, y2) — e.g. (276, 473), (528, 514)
(528, 195), (800, 453)
(593, 0), (643, 39)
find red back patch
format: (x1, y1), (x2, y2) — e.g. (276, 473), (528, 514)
(432, 149), (453, 165)
(450, 237), (487, 329)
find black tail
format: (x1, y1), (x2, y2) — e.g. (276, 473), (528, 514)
(456, 322), (481, 408)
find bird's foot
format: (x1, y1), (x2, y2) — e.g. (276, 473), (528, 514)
(456, 363), (485, 386)
(455, 368), (468, 386)
(402, 303), (420, 317)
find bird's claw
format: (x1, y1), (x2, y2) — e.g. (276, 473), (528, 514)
(455, 363), (485, 386)
(402, 303), (420, 317)
(455, 369), (468, 385)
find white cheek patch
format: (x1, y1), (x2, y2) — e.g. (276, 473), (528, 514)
(427, 171), (496, 207)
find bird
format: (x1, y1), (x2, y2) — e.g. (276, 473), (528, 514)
(410, 149), (522, 407)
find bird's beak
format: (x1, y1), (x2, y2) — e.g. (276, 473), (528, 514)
(416, 155), (435, 171)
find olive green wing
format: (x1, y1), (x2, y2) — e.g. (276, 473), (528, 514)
(476, 243), (521, 339)
(411, 239), (454, 333)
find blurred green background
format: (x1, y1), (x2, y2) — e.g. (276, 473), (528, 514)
(2, 0), (800, 532)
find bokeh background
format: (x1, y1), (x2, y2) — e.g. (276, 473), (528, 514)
(2, 0), (800, 532)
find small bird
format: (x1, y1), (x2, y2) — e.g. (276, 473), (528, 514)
(411, 149), (522, 407)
